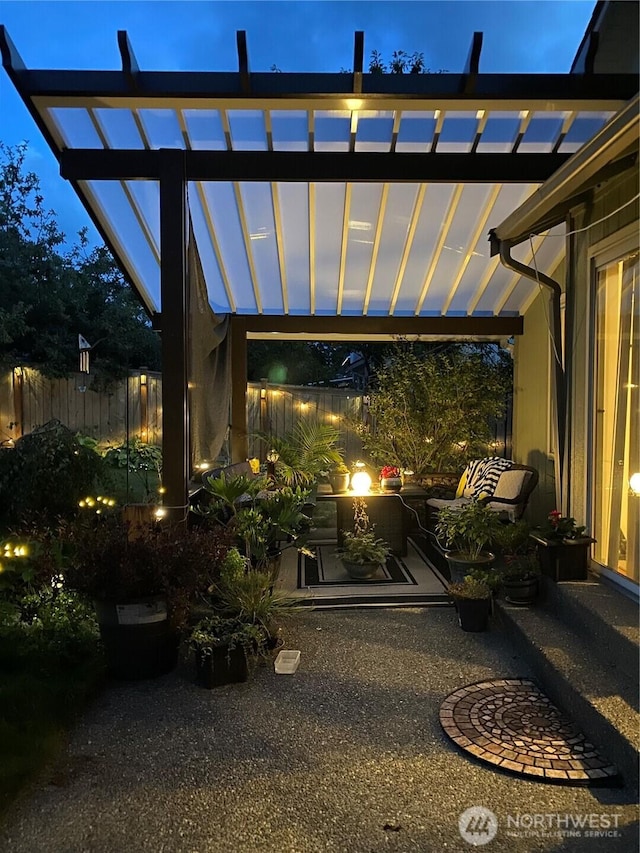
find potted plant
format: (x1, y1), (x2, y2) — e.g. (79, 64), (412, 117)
(530, 510), (596, 581)
(448, 576), (492, 632)
(435, 500), (502, 582)
(258, 420), (344, 488)
(500, 552), (541, 605)
(335, 497), (391, 579)
(328, 461), (350, 494)
(195, 476), (313, 581)
(379, 465), (403, 492)
(62, 516), (229, 679)
(188, 614), (266, 688)
(493, 520), (539, 604)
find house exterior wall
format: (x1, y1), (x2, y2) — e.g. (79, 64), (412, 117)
(512, 259), (565, 525)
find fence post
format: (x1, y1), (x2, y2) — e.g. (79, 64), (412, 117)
(12, 367), (24, 439)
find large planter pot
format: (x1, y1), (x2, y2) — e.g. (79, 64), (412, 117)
(341, 559), (383, 580)
(194, 645), (248, 688)
(502, 574), (539, 605)
(455, 597), (491, 632)
(445, 551), (495, 584)
(329, 472), (350, 493)
(94, 597), (178, 680)
(530, 535), (595, 581)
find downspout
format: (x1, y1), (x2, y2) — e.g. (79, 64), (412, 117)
(489, 232), (566, 513)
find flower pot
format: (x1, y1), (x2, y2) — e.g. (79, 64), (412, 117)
(502, 574), (539, 605)
(380, 477), (403, 492)
(445, 551), (495, 584)
(194, 645), (249, 688)
(94, 597), (178, 680)
(530, 535), (595, 581)
(455, 597), (491, 632)
(329, 472), (350, 493)
(341, 559), (383, 579)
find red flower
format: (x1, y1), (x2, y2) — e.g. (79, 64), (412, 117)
(380, 465), (401, 479)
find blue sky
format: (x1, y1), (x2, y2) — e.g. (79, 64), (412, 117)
(1, 0), (596, 244)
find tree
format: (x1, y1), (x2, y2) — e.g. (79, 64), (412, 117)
(357, 343), (512, 474)
(0, 142), (160, 386)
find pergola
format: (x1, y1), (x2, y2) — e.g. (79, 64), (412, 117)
(1, 26), (636, 519)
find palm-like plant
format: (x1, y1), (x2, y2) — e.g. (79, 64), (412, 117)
(260, 420), (344, 486)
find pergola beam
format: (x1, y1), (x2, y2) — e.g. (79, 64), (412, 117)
(240, 314), (523, 336)
(60, 149), (571, 183)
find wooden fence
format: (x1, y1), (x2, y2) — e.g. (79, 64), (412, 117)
(0, 368), (364, 460)
(0, 367), (162, 447)
(0, 367), (509, 465)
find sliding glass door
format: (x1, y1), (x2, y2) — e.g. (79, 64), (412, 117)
(592, 249), (639, 583)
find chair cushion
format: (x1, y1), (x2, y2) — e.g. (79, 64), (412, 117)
(426, 497), (471, 510)
(492, 469), (529, 501)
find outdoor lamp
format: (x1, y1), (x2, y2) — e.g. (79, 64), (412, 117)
(629, 472), (640, 497)
(266, 448), (279, 480)
(350, 461), (372, 495)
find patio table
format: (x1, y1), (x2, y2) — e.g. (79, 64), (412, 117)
(317, 485), (428, 556)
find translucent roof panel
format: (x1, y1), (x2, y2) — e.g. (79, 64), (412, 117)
(200, 182), (257, 312)
(313, 183), (346, 313)
(83, 180), (161, 308)
(125, 180), (160, 255)
(188, 182), (231, 313)
(314, 110), (351, 152)
(93, 108), (144, 149)
(238, 182), (283, 313)
(393, 183), (458, 314)
(448, 184), (537, 313)
(519, 111), (568, 153)
(395, 111), (436, 152)
(425, 183), (497, 313)
(367, 184), (420, 315)
(436, 112), (479, 153)
(228, 110), (267, 151)
(341, 183), (385, 313)
(271, 111), (308, 152)
(183, 110), (227, 150)
(48, 108), (104, 148)
(476, 111), (521, 153)
(559, 111), (615, 153)
(354, 111), (394, 153)
(137, 109), (184, 149)
(276, 182), (310, 314)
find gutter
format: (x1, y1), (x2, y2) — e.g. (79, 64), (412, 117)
(489, 234), (567, 513)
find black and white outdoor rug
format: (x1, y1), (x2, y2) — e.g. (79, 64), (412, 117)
(291, 538), (449, 608)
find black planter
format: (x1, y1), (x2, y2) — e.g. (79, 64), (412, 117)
(195, 645), (249, 688)
(94, 597), (178, 680)
(530, 535), (595, 581)
(445, 551), (495, 584)
(455, 597), (491, 632)
(502, 575), (539, 605)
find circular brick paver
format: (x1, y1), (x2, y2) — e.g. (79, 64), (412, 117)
(439, 678), (620, 785)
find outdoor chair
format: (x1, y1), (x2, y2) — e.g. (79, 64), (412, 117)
(426, 458), (539, 524)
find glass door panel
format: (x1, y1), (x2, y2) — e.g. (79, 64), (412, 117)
(593, 252), (639, 582)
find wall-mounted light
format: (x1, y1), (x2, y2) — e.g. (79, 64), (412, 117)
(260, 388), (267, 400)
(630, 472), (640, 497)
(140, 373), (147, 386)
(13, 366), (23, 378)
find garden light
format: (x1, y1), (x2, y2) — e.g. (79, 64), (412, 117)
(350, 468), (372, 495)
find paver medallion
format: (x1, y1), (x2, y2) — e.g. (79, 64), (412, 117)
(439, 678), (620, 785)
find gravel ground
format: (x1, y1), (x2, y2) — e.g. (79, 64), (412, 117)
(1, 607), (637, 853)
